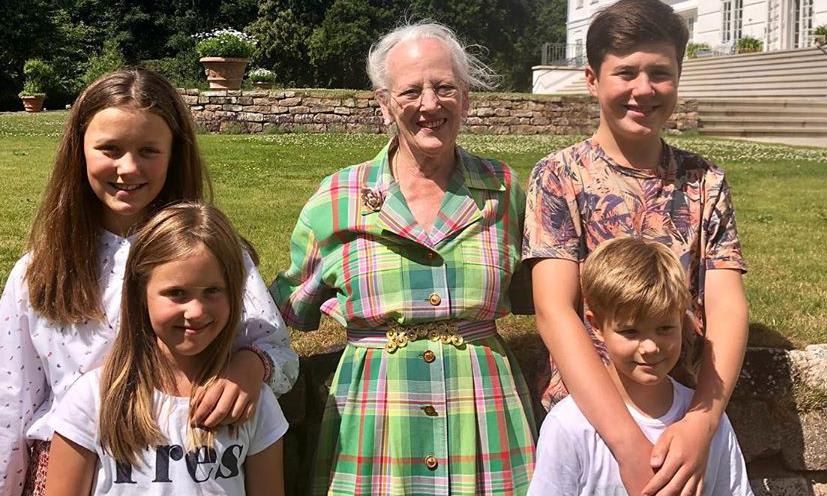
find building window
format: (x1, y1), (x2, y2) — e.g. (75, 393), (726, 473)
(722, 0), (743, 45)
(795, 0), (814, 47)
(722, 0), (732, 43)
(733, 0), (743, 41)
(686, 15), (696, 42)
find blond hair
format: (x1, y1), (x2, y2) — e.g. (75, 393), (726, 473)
(581, 237), (700, 382)
(26, 68), (211, 325)
(98, 202), (245, 465)
(582, 237), (690, 324)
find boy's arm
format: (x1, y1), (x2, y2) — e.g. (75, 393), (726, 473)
(45, 433), (97, 496)
(645, 269), (748, 496)
(245, 439), (285, 496)
(533, 258), (655, 495)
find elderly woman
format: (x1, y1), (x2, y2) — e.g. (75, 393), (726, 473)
(272, 22), (536, 495)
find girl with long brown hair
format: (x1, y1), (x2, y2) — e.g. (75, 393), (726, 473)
(44, 202), (286, 495)
(0, 69), (297, 495)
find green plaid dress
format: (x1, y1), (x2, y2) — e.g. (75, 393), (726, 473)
(272, 140), (536, 495)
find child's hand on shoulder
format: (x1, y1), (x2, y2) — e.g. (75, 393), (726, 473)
(191, 350), (263, 428)
(643, 411), (714, 496)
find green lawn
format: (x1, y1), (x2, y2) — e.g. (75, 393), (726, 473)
(1, 111), (826, 350)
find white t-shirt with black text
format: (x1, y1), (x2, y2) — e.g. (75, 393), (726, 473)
(52, 368), (288, 495)
(529, 377), (753, 496)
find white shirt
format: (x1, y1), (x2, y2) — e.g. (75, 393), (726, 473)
(52, 369), (288, 495)
(0, 230), (298, 495)
(529, 378), (754, 496)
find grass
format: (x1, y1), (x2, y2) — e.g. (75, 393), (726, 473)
(1, 111), (826, 351)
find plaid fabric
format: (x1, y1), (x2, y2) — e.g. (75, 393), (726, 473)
(272, 139), (536, 494)
(272, 139), (530, 331)
(523, 139), (746, 408)
(23, 440), (49, 496)
(315, 336), (535, 495)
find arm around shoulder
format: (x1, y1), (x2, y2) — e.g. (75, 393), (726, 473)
(238, 251), (299, 396)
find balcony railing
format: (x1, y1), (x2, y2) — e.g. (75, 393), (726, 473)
(541, 43), (586, 66)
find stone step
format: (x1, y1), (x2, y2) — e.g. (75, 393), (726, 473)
(700, 116), (827, 129)
(683, 61), (827, 78)
(685, 87), (826, 98)
(680, 73), (825, 87)
(698, 125), (827, 137)
(683, 47), (825, 68)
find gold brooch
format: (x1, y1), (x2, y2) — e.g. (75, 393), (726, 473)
(361, 188), (384, 213)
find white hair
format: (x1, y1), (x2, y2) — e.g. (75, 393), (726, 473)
(366, 21), (498, 91)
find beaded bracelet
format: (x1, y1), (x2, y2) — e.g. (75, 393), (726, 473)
(239, 345), (274, 384)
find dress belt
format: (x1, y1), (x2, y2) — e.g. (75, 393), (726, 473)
(346, 320), (498, 352)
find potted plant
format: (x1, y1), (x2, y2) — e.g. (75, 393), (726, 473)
(248, 68), (276, 89)
(736, 36), (763, 54)
(194, 28), (257, 90)
(814, 26), (827, 47)
(18, 59), (55, 113)
(686, 42), (711, 58)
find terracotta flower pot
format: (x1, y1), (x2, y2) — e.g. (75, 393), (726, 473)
(20, 95), (45, 113)
(199, 57), (249, 90)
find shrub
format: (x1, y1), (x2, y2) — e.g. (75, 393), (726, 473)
(194, 29), (257, 59)
(736, 36), (763, 53)
(19, 59), (56, 97)
(686, 42), (711, 58)
(248, 68), (276, 83)
(82, 40), (126, 87)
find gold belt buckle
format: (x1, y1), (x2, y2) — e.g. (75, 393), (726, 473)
(384, 322), (465, 353)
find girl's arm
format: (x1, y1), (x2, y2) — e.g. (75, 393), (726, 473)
(45, 433), (96, 496)
(644, 269), (748, 496)
(533, 258), (655, 495)
(192, 252), (299, 429)
(244, 439), (284, 496)
(0, 258), (48, 493)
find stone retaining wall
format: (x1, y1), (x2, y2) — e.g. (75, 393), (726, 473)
(179, 88), (699, 135)
(279, 338), (827, 495)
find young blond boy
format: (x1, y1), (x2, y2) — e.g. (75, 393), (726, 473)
(523, 0), (749, 492)
(528, 238), (752, 495)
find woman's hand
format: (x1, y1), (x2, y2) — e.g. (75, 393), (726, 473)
(643, 411), (714, 496)
(192, 349), (265, 428)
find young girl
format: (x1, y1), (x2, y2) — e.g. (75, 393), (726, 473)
(0, 68), (297, 495)
(44, 202), (287, 495)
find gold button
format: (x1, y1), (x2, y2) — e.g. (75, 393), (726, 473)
(423, 350), (436, 363)
(422, 405), (437, 416)
(424, 455), (438, 470)
(428, 293), (441, 306)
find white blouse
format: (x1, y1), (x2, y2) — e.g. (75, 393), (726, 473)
(0, 230), (298, 495)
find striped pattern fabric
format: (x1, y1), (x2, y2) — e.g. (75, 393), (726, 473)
(272, 139), (536, 495)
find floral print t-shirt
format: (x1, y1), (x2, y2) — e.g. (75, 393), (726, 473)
(523, 139), (746, 407)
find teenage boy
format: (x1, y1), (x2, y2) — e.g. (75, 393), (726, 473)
(522, 0), (749, 494)
(528, 238), (753, 496)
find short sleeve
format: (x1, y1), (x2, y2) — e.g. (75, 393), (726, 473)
(528, 408), (583, 495)
(522, 156), (583, 262)
(708, 415), (754, 495)
(704, 175), (747, 272)
(270, 212), (335, 331)
(50, 371), (100, 453)
(248, 385), (288, 456)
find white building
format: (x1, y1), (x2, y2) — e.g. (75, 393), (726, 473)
(564, 0), (827, 58)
